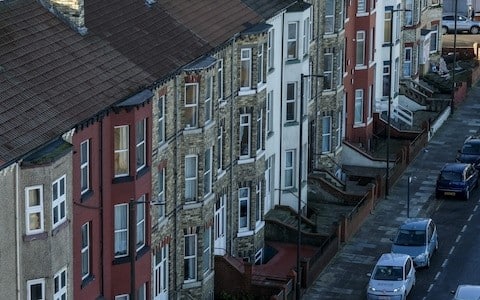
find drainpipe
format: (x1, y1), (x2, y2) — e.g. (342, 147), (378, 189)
(173, 75), (179, 297)
(15, 162), (21, 300)
(99, 116), (105, 298)
(229, 33), (238, 255)
(279, 12), (285, 206)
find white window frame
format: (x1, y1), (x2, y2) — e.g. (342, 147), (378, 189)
(256, 109), (263, 152)
(25, 185), (44, 235)
(184, 233), (197, 283)
(136, 118), (146, 171)
(203, 227), (211, 273)
(337, 48), (344, 87)
(355, 89), (364, 124)
(238, 187), (250, 232)
(185, 155), (198, 202)
(217, 59), (224, 101)
(154, 245), (169, 299)
(217, 126), (224, 172)
(336, 111), (342, 149)
(325, 0), (335, 34)
(205, 75), (213, 123)
(81, 222), (90, 280)
(405, 0), (413, 26)
(303, 18), (309, 55)
(114, 125), (129, 177)
(356, 31), (365, 66)
(383, 63), (391, 97)
(240, 48), (252, 90)
(384, 10), (392, 43)
(158, 95), (165, 144)
(137, 283), (146, 300)
(115, 295), (129, 300)
(324, 52), (333, 90)
(239, 114), (251, 158)
(358, 0), (366, 13)
(286, 82), (297, 122)
(338, 0), (344, 30)
(403, 47), (412, 78)
(204, 147), (212, 197)
(80, 140), (90, 194)
(27, 278), (45, 300)
(266, 91), (273, 134)
(52, 175), (66, 228)
(185, 83), (199, 128)
(430, 24), (438, 52)
(255, 181), (262, 226)
(257, 44), (265, 85)
(53, 267), (67, 300)
(285, 150), (295, 188)
(158, 167), (165, 220)
(214, 195), (226, 255)
(114, 203), (128, 258)
(287, 22), (298, 59)
(136, 196), (146, 251)
(267, 29), (274, 70)
(322, 116), (332, 154)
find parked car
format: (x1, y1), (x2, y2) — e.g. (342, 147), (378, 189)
(435, 163), (479, 200)
(456, 135), (480, 169)
(442, 14), (480, 34)
(366, 253), (416, 300)
(451, 284), (480, 299)
(391, 218), (438, 268)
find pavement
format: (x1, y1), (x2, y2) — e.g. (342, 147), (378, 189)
(303, 82), (480, 300)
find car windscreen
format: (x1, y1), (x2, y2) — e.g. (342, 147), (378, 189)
(440, 171), (462, 181)
(372, 265), (403, 281)
(394, 229), (426, 246)
(462, 143), (480, 155)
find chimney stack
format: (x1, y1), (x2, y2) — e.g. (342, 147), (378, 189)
(39, 0), (87, 35)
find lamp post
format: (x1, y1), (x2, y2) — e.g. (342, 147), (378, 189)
(451, 0), (458, 113)
(385, 8), (410, 198)
(298, 73), (323, 299)
(407, 176), (412, 218)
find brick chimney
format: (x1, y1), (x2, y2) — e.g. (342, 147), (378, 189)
(39, 0), (87, 35)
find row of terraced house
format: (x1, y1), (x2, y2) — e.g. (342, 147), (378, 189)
(0, 0), (442, 299)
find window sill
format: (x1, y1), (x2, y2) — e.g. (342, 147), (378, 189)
(81, 275), (95, 289)
(284, 121), (299, 127)
(238, 157), (255, 165)
(237, 230), (254, 238)
(52, 220), (69, 236)
(238, 89), (256, 96)
(182, 280), (201, 289)
(112, 175), (134, 184)
(80, 190), (93, 203)
(183, 128), (202, 135)
(354, 65), (368, 71)
(136, 166), (150, 180)
(285, 59), (300, 65)
(23, 232), (48, 242)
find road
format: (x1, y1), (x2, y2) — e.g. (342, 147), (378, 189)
(303, 82), (480, 299)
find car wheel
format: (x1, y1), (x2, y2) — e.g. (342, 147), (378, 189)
(442, 26), (449, 34)
(471, 26), (480, 34)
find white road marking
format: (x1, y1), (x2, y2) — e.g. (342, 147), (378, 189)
(449, 246), (455, 255)
(435, 271), (441, 280)
(456, 235), (462, 243)
(461, 225), (467, 233)
(468, 214), (473, 221)
(442, 259), (448, 268)
(475, 204), (479, 211)
(428, 284), (434, 293)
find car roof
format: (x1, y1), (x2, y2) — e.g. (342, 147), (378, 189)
(441, 163), (469, 172)
(465, 136), (480, 144)
(399, 218), (430, 230)
(455, 284), (480, 299)
(376, 253), (409, 267)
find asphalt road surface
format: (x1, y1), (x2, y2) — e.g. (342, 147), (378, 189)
(442, 32), (480, 48)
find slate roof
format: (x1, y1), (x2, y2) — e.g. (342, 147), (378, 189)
(0, 0), (298, 169)
(0, 0), (156, 167)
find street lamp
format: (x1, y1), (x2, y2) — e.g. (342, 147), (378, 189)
(129, 198), (165, 300)
(385, 8), (410, 198)
(407, 176), (412, 218)
(451, 0), (458, 113)
(298, 73), (323, 299)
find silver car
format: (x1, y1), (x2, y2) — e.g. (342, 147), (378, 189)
(442, 14), (480, 34)
(391, 218), (438, 268)
(367, 253), (416, 300)
(452, 285), (480, 299)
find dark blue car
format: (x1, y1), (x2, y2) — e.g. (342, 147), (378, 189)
(456, 135), (480, 169)
(435, 163), (479, 200)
